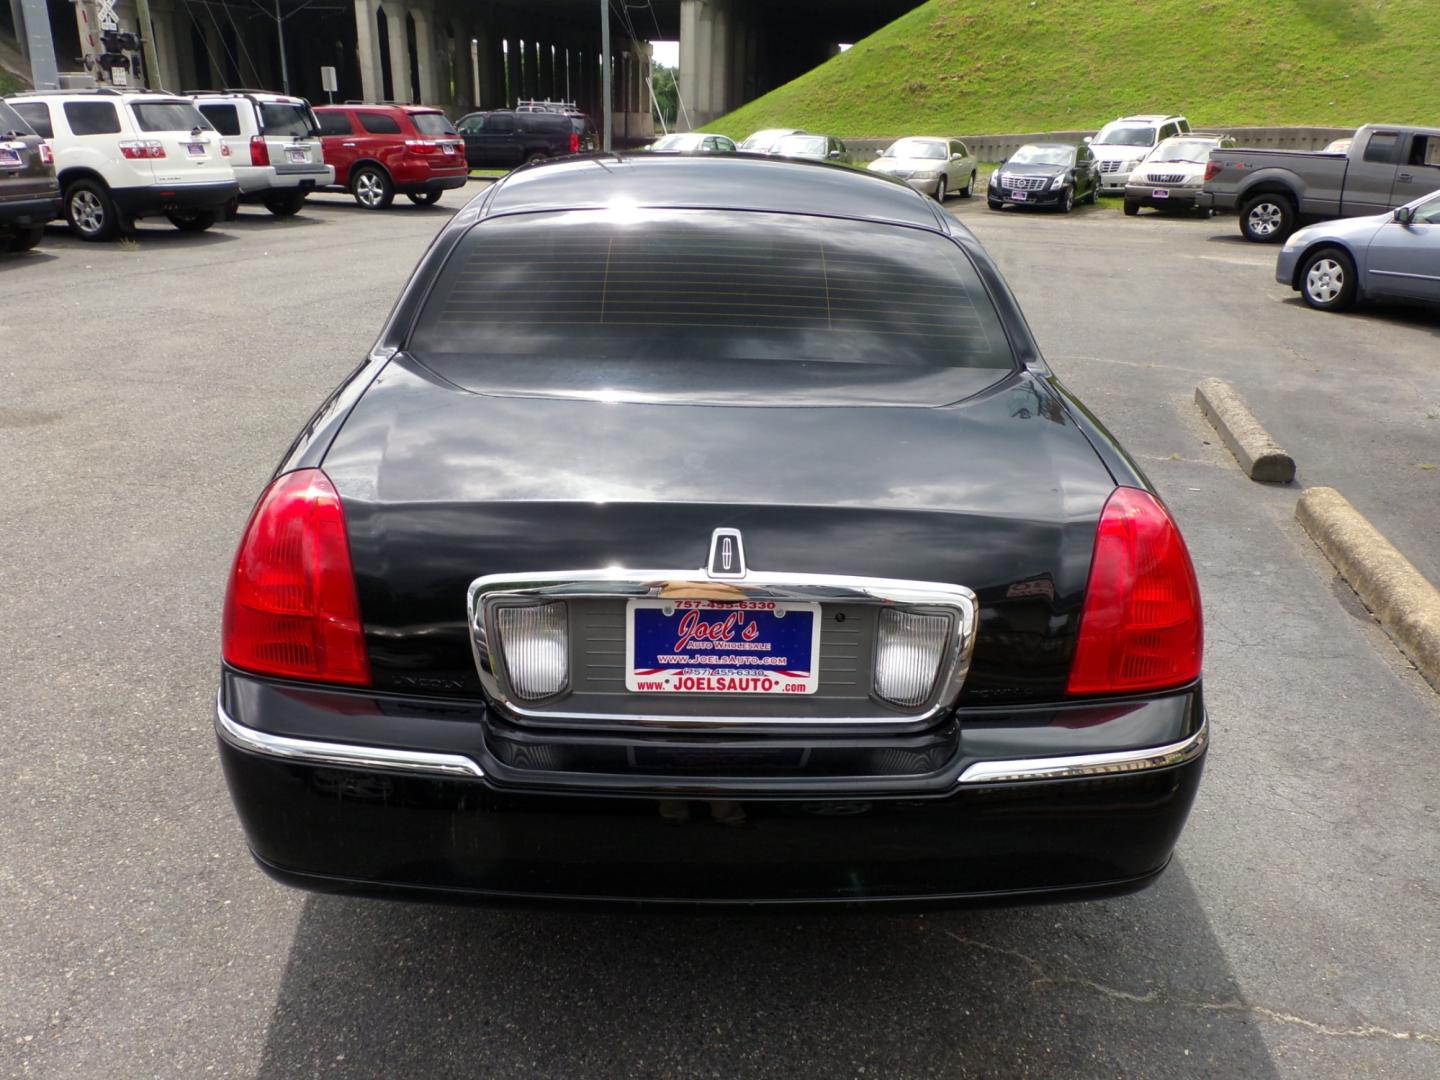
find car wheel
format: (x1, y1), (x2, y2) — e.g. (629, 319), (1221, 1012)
(934, 176), (947, 203)
(526, 151), (547, 164)
(222, 198), (240, 222)
(1299, 246), (1357, 312)
(1058, 186), (1074, 214)
(1240, 193), (1295, 243)
(1085, 182), (1099, 205)
(350, 165), (394, 210)
(166, 210), (218, 232)
(987, 198), (1004, 211)
(1123, 199), (1140, 216)
(960, 171), (975, 198)
(263, 193), (307, 217)
(65, 179), (119, 242)
(5, 225), (45, 253)
(406, 191), (443, 206)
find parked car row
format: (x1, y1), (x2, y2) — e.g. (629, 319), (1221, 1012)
(0, 87), (476, 247)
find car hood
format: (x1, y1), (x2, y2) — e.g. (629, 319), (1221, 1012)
(321, 355), (1116, 704)
(872, 156), (947, 171)
(1132, 160), (1205, 177)
(998, 163), (1067, 178)
(1284, 211), (1392, 249)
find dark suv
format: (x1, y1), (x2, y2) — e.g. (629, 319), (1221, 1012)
(456, 110), (577, 168)
(0, 100), (61, 252)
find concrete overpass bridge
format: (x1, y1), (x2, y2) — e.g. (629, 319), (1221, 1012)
(5, 0), (918, 138)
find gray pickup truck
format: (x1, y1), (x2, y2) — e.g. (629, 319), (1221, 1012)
(1202, 123), (1440, 242)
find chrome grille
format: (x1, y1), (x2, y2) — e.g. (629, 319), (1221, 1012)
(1099, 160), (1124, 173)
(1004, 175), (1049, 191)
(1147, 173), (1185, 184)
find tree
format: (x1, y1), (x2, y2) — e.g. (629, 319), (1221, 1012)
(650, 62), (678, 127)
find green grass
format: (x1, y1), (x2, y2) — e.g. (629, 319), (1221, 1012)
(0, 69), (27, 96)
(710, 0), (1440, 138)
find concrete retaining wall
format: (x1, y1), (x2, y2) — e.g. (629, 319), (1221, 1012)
(843, 126), (1357, 163)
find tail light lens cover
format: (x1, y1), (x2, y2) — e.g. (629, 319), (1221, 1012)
(1067, 487), (1203, 696)
(1203, 160), (1222, 182)
(39, 142), (54, 165)
(118, 140), (166, 159)
(874, 608), (951, 706)
(494, 602), (569, 700)
(222, 469), (370, 686)
(249, 135), (270, 167)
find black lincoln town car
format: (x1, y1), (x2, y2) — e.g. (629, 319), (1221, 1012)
(216, 154), (1206, 906)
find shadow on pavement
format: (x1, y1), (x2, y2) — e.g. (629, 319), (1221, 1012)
(1278, 295), (1440, 335)
(254, 862), (1278, 1079)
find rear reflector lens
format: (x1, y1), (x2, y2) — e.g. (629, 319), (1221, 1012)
(222, 469), (370, 686)
(1067, 487), (1203, 696)
(496, 602), (568, 700)
(874, 608), (951, 706)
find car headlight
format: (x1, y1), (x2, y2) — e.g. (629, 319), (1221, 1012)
(1124, 159), (1142, 172)
(988, 172), (1000, 186)
(1050, 174), (1066, 189)
(874, 608), (951, 707)
(910, 170), (937, 180)
(495, 601), (569, 700)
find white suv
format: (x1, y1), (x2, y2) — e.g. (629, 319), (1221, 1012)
(191, 91), (332, 217)
(1087, 114), (1191, 195)
(5, 89), (238, 240)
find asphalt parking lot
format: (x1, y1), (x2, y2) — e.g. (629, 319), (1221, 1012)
(3, 184), (1439, 1080)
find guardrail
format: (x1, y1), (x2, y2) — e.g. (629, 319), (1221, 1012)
(843, 126), (1356, 163)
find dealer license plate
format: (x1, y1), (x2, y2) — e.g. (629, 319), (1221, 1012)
(1011, 189), (1027, 201)
(0, 145), (23, 167)
(185, 142), (206, 157)
(287, 147), (308, 163)
(1152, 188), (1170, 199)
(625, 598), (821, 695)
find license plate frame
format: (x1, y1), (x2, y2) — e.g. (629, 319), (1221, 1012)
(625, 598), (822, 696)
(1011, 189), (1028, 202)
(185, 142), (207, 158)
(1151, 188), (1170, 199)
(286, 147), (308, 164)
(0, 145), (23, 167)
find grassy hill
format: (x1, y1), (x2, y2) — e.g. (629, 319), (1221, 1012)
(711, 0), (1440, 138)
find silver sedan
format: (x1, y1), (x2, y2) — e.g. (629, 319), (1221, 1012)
(1276, 189), (1440, 311)
(770, 133), (851, 165)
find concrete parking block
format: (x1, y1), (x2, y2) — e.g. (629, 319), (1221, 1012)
(1195, 378), (1296, 483)
(1297, 486), (1440, 691)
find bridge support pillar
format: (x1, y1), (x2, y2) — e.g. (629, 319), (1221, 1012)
(678, 0), (741, 129)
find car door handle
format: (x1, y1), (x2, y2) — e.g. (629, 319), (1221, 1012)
(1398, 172), (1414, 182)
(343, 141), (356, 147)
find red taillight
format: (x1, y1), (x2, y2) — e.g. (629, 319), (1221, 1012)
(118, 140), (166, 159)
(405, 138), (440, 154)
(1067, 487), (1202, 696)
(1203, 160), (1222, 182)
(569, 131), (580, 153)
(39, 142), (54, 165)
(222, 469), (370, 686)
(249, 135), (270, 167)
(221, 143), (231, 157)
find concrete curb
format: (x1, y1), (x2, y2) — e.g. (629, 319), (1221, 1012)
(1297, 487), (1440, 691)
(1195, 378), (1296, 483)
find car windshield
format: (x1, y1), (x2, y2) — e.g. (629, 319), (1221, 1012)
(131, 101), (213, 133)
(886, 139), (946, 160)
(259, 102), (319, 137)
(409, 209), (1017, 406)
(651, 134), (701, 151)
(411, 112), (458, 135)
(1008, 146), (1073, 166)
(740, 130), (792, 150)
(777, 136), (827, 155)
(1093, 123), (1157, 147)
(0, 101), (34, 135)
(1149, 139), (1215, 163)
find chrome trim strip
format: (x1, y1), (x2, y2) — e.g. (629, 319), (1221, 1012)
(956, 716), (1208, 785)
(467, 569), (979, 730)
(214, 696), (485, 779)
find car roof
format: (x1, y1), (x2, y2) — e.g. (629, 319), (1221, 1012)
(1113, 114), (1183, 124)
(9, 89), (191, 102)
(479, 154), (945, 231)
(317, 102), (442, 113)
(1019, 141), (1077, 149)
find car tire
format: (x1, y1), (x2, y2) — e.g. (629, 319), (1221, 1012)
(1240, 192), (1295, 243)
(222, 197), (240, 222)
(934, 176), (947, 202)
(65, 179), (119, 242)
(987, 198), (1004, 211)
(5, 225), (45, 253)
(406, 191), (443, 206)
(166, 210), (218, 232)
(264, 193), (307, 217)
(1123, 199), (1140, 216)
(1298, 246), (1358, 312)
(1085, 183), (1099, 205)
(960, 171), (975, 198)
(1058, 186), (1074, 214)
(526, 151), (547, 164)
(350, 165), (394, 210)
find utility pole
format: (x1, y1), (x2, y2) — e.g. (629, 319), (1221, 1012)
(133, 0), (162, 88)
(273, 0), (290, 93)
(600, 0), (612, 152)
(17, 0), (61, 89)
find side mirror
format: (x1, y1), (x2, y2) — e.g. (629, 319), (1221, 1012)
(1082, 135), (1093, 144)
(1394, 206), (1415, 225)
(874, 149), (883, 158)
(997, 156), (1006, 165)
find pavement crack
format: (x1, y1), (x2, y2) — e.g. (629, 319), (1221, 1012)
(942, 930), (1439, 1046)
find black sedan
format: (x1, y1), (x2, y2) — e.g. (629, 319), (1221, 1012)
(217, 155), (1206, 907)
(988, 142), (1102, 213)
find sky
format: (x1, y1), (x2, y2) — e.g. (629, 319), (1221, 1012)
(651, 40), (679, 67)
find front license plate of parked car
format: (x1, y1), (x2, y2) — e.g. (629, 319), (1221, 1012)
(0, 145), (23, 166)
(1152, 188), (1170, 198)
(1011, 190), (1028, 201)
(625, 599), (821, 695)
(186, 142), (206, 157)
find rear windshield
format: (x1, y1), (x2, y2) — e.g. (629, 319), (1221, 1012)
(409, 209), (1016, 406)
(411, 112), (457, 136)
(260, 102), (318, 137)
(132, 101), (212, 133)
(0, 101), (35, 136)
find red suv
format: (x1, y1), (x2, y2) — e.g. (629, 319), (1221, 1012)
(313, 104), (467, 209)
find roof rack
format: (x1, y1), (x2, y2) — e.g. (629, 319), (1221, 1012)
(9, 86), (124, 97)
(339, 99), (431, 107)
